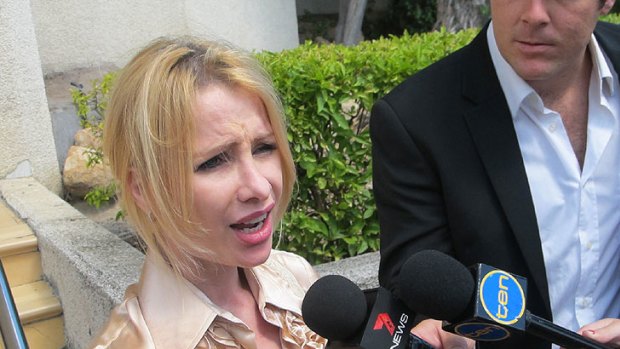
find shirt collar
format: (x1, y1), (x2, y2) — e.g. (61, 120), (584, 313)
(245, 255), (307, 316)
(137, 251), (306, 349)
(589, 33), (616, 97)
(486, 21), (616, 119)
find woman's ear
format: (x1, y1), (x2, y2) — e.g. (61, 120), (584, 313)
(128, 169), (149, 212)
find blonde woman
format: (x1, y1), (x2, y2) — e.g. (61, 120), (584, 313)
(89, 37), (327, 349)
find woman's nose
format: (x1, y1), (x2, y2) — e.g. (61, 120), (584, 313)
(237, 161), (271, 202)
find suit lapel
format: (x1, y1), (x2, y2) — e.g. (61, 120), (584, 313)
(595, 22), (620, 75)
(459, 28), (551, 314)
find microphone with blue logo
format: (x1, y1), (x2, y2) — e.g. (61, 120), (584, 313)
(397, 250), (612, 349)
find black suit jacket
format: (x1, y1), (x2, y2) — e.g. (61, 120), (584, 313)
(370, 21), (620, 349)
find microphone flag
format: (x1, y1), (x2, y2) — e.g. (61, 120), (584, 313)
(443, 263), (528, 341)
(361, 287), (416, 349)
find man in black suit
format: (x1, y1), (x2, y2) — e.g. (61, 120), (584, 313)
(370, 1), (620, 348)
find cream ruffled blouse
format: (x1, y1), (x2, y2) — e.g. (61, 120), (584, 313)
(89, 250), (327, 349)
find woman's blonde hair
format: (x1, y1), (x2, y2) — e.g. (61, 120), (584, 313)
(103, 36), (295, 278)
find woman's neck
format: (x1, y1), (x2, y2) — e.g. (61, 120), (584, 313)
(188, 262), (253, 309)
(186, 262), (282, 348)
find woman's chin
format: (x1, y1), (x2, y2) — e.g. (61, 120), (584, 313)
(238, 238), (273, 268)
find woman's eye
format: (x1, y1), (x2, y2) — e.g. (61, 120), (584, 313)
(196, 154), (227, 172)
(254, 143), (276, 155)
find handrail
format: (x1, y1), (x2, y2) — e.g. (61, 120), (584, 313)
(0, 259), (29, 349)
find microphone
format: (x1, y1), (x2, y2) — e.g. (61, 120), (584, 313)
(302, 274), (435, 349)
(301, 274), (368, 342)
(397, 250), (612, 349)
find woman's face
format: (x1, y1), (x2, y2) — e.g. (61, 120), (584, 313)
(191, 84), (283, 268)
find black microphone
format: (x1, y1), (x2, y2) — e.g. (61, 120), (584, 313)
(302, 274), (435, 349)
(397, 250), (612, 349)
(302, 274), (368, 343)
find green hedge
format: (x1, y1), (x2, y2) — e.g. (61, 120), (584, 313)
(602, 13), (620, 24)
(256, 27), (479, 264)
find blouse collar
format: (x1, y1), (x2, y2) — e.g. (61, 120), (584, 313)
(137, 251), (307, 349)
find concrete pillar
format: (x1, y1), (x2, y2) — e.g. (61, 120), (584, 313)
(0, 0), (62, 194)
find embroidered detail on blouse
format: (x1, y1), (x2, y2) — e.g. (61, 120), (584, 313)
(201, 307), (327, 349)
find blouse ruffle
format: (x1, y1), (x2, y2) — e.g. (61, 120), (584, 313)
(201, 304), (326, 349)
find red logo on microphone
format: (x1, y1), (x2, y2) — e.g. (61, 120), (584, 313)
(373, 313), (396, 335)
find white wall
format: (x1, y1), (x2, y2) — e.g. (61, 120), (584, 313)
(31, 0), (299, 75)
(0, 0), (62, 194)
(31, 0), (187, 75)
(185, 0), (299, 53)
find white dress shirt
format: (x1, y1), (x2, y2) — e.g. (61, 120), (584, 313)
(487, 23), (620, 342)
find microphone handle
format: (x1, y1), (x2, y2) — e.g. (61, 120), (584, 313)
(409, 333), (435, 348)
(525, 312), (611, 349)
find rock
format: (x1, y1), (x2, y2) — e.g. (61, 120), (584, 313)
(74, 128), (102, 149)
(313, 36), (331, 45)
(63, 145), (114, 198)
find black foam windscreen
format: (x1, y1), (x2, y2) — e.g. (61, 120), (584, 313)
(398, 250), (475, 321)
(301, 274), (368, 341)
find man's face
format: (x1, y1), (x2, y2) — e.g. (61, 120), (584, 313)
(491, 0), (614, 85)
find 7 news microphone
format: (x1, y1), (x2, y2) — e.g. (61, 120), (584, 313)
(397, 250), (612, 349)
(301, 274), (434, 349)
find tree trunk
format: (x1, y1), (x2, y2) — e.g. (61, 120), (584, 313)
(434, 0), (489, 32)
(335, 0), (367, 45)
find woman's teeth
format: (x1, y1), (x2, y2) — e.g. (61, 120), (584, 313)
(232, 213), (267, 233)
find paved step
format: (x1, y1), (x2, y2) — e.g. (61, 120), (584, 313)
(0, 224), (38, 258)
(1, 251), (42, 287)
(0, 206), (21, 228)
(0, 201), (65, 349)
(23, 317), (65, 349)
(0, 316), (65, 349)
(12, 280), (63, 325)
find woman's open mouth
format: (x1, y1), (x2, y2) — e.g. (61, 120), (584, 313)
(230, 212), (268, 233)
(230, 206), (274, 246)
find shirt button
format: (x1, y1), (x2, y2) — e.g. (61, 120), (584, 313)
(548, 123), (557, 132)
(577, 298), (585, 308)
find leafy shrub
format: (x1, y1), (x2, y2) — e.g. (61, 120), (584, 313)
(71, 73), (115, 130)
(84, 182), (117, 208)
(257, 28), (478, 263)
(602, 13), (620, 24)
(70, 74), (115, 175)
(70, 73), (120, 211)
